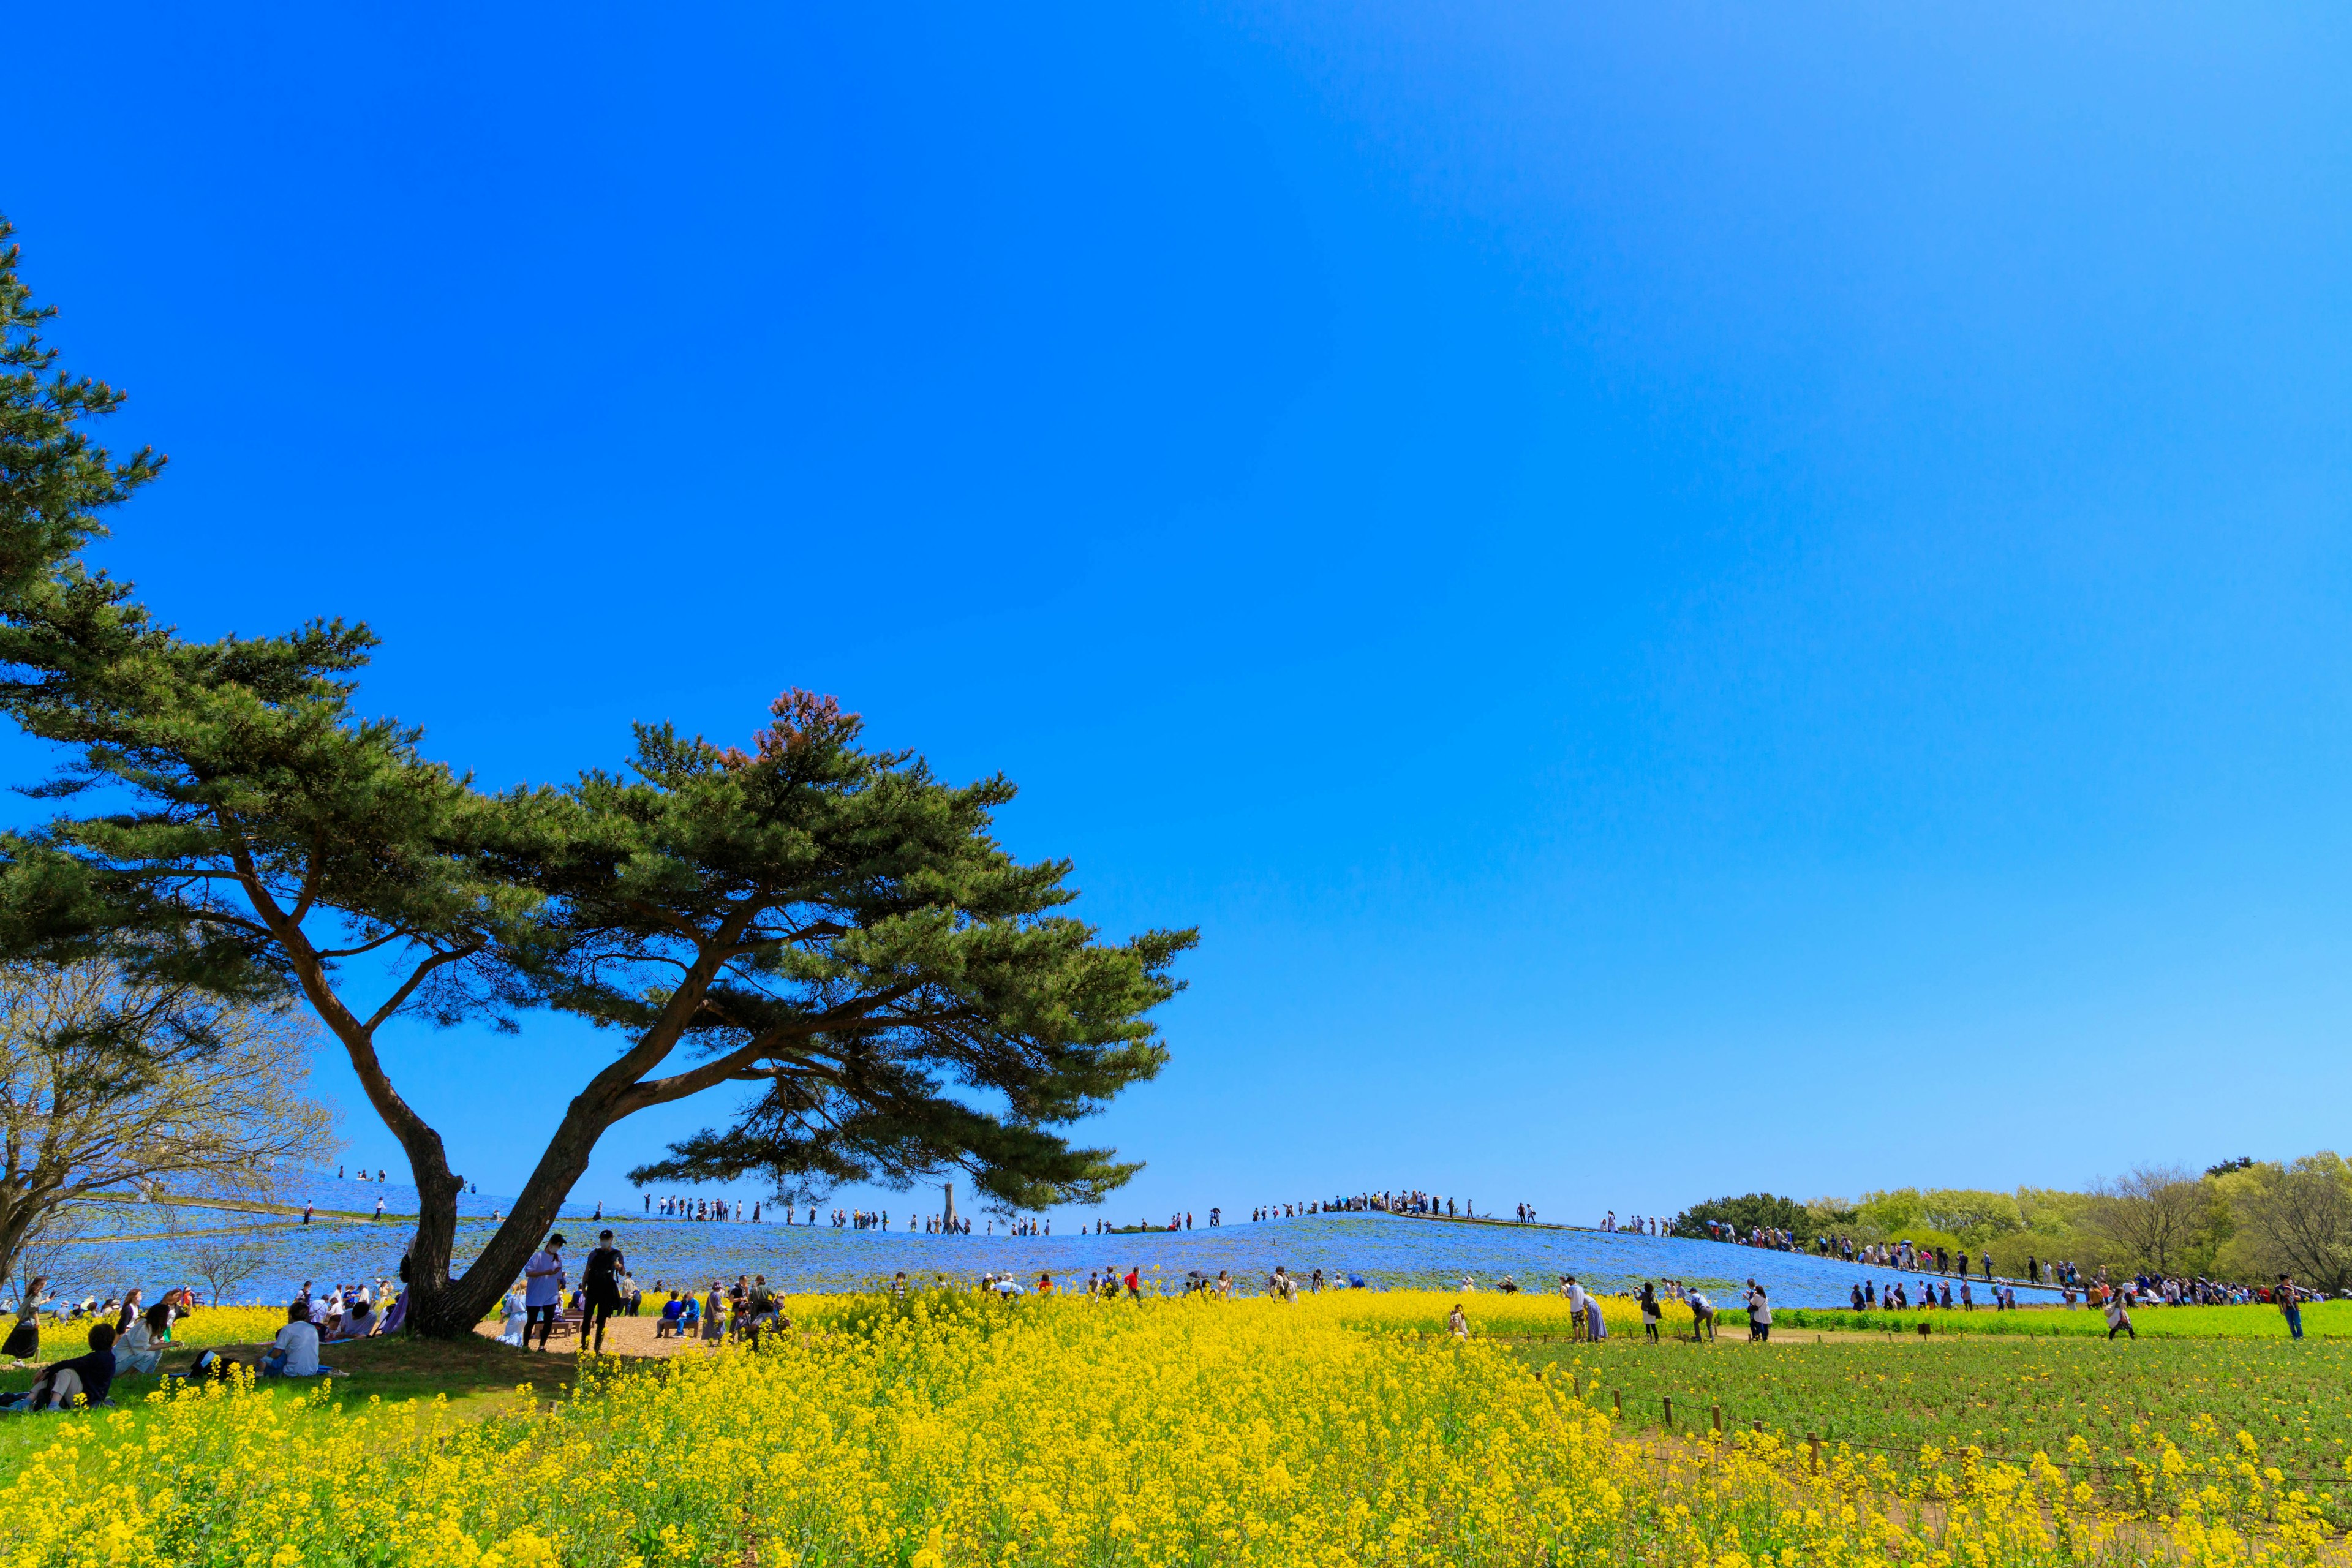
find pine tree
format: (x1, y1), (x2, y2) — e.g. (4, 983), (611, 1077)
(0, 222), (1193, 1336)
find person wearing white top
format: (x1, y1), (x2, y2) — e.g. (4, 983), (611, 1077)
(522, 1234), (567, 1350)
(497, 1289), (527, 1346)
(263, 1302), (324, 1376)
(1561, 1275), (1588, 1339)
(115, 1305), (167, 1374)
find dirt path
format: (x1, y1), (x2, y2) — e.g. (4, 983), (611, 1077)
(470, 1310), (745, 1360)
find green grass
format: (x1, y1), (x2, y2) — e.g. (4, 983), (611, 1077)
(1771, 1299), (2348, 1338)
(1514, 1329), (2352, 1523)
(0, 1331), (590, 1487)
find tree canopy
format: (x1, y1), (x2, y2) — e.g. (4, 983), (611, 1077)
(0, 219), (162, 606)
(0, 222), (1195, 1335)
(1670, 1191), (1809, 1238)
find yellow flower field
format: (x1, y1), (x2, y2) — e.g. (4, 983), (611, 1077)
(0, 1290), (2336, 1567)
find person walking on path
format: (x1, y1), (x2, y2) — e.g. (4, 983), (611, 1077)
(2103, 1285), (2136, 1341)
(523, 1234), (567, 1351)
(2279, 1275), (2304, 1340)
(582, 1230), (627, 1354)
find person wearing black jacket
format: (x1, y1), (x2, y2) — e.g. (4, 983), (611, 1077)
(1, 1324), (117, 1411)
(582, 1230), (627, 1354)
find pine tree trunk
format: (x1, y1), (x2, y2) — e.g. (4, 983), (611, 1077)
(399, 1100), (611, 1340)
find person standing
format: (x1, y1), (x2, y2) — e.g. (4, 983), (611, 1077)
(6, 1278), (50, 1363)
(523, 1234), (567, 1351)
(582, 1230), (626, 1353)
(1640, 1282), (1661, 1343)
(2279, 1275), (2304, 1341)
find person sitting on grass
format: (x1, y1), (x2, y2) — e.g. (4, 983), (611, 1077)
(341, 1292), (377, 1340)
(0, 1324), (118, 1412)
(115, 1303), (175, 1375)
(262, 1300), (337, 1378)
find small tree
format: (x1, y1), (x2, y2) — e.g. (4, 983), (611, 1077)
(183, 1232), (277, 1307)
(2084, 1164), (2209, 1275)
(0, 960), (332, 1294)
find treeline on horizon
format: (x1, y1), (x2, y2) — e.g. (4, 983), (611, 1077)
(1672, 1151), (2352, 1293)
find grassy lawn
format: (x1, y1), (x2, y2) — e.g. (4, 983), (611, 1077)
(1771, 1298), (2352, 1338)
(1512, 1327), (2352, 1523)
(0, 1332), (593, 1486)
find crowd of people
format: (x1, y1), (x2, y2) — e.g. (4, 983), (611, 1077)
(0, 1270), (403, 1412)
(1250, 1192), (1475, 1221)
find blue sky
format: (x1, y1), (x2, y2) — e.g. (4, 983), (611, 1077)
(9, 2), (2352, 1224)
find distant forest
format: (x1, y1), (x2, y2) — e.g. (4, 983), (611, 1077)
(1673, 1153), (2352, 1291)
